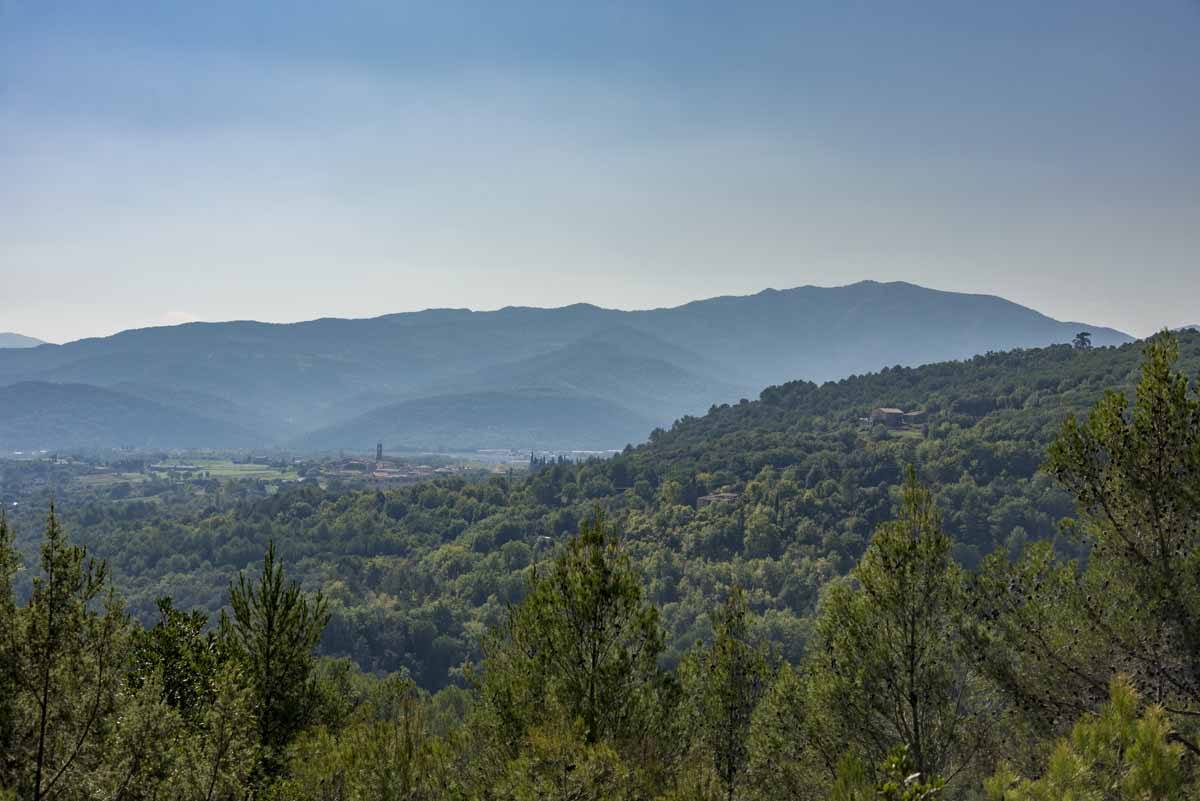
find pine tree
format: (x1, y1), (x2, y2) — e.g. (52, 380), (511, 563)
(0, 513), (19, 782)
(985, 676), (1192, 800)
(1047, 332), (1200, 712)
(3, 505), (127, 800)
(680, 586), (772, 801)
(975, 333), (1200, 751)
(220, 540), (329, 777)
(477, 508), (668, 755)
(803, 470), (988, 785)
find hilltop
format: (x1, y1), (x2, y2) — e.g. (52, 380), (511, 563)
(0, 332), (46, 349)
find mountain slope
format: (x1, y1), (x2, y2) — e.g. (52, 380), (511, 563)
(430, 330), (752, 423)
(0, 333), (45, 349)
(298, 390), (655, 452)
(110, 382), (296, 440)
(623, 281), (1131, 386)
(0, 382), (259, 450)
(0, 282), (1134, 449)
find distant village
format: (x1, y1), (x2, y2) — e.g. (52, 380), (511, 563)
(327, 443), (464, 484)
(0, 444), (534, 507)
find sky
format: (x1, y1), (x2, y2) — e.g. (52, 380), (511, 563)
(2, 1), (1198, 344)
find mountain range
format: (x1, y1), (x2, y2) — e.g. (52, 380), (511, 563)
(0, 281), (1132, 452)
(0, 333), (46, 349)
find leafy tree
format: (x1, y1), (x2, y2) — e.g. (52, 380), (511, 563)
(1072, 331), (1093, 351)
(129, 596), (225, 720)
(220, 541), (329, 777)
(680, 586), (772, 801)
(24, 335), (1200, 691)
(804, 470), (988, 785)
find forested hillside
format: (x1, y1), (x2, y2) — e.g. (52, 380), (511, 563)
(0, 381), (255, 450)
(15, 332), (1195, 692)
(297, 389), (656, 452)
(2, 331), (1198, 799)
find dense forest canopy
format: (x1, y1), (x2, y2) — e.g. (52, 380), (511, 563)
(6, 332), (1197, 691)
(1, 330), (1198, 799)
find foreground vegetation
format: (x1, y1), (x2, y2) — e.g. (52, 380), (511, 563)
(1, 332), (1198, 798)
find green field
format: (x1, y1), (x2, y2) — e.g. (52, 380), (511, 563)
(153, 459), (299, 480)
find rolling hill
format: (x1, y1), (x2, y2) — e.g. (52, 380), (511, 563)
(0, 333), (45, 349)
(0, 282), (1133, 451)
(298, 390), (657, 452)
(0, 382), (259, 451)
(425, 329), (752, 420)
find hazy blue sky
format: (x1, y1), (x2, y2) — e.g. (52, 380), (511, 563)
(3, 1), (1198, 343)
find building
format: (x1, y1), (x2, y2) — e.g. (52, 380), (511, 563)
(869, 407), (906, 427)
(869, 407), (926, 428)
(698, 491), (740, 508)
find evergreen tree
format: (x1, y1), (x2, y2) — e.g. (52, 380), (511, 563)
(803, 470), (988, 785)
(985, 676), (1192, 800)
(0, 513), (19, 782)
(975, 333), (1200, 752)
(747, 663), (828, 801)
(829, 748), (945, 801)
(220, 541), (329, 777)
(680, 586), (772, 801)
(278, 677), (445, 801)
(494, 700), (634, 801)
(1048, 332), (1200, 711)
(477, 508), (668, 757)
(2, 505), (127, 800)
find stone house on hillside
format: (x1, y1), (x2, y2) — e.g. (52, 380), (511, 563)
(870, 407), (925, 427)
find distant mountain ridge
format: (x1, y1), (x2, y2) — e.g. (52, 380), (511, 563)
(0, 332), (45, 349)
(0, 281), (1133, 451)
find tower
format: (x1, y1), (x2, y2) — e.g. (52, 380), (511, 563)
(376, 442), (383, 462)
